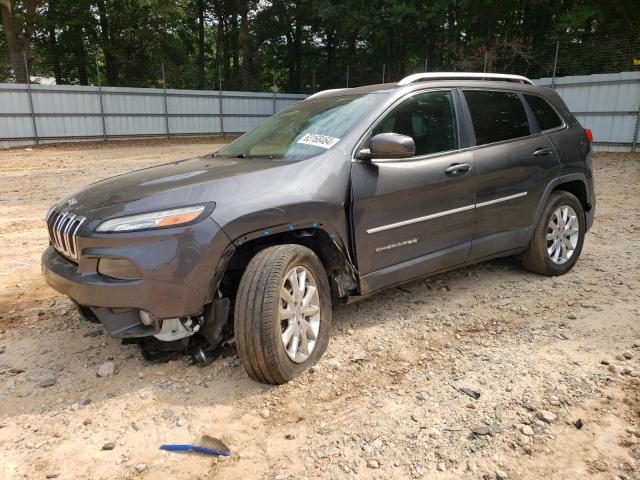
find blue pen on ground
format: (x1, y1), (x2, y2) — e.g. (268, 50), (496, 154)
(160, 444), (231, 457)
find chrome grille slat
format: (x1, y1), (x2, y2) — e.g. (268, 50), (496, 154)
(46, 208), (86, 261)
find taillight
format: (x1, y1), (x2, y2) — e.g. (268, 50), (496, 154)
(585, 128), (593, 143)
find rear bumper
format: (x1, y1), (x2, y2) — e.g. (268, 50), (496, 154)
(41, 216), (232, 337)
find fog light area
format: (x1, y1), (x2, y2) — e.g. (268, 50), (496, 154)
(97, 257), (142, 280)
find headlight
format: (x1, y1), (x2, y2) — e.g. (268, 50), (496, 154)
(95, 205), (207, 233)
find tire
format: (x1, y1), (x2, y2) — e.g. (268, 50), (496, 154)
(234, 244), (332, 384)
(520, 190), (585, 276)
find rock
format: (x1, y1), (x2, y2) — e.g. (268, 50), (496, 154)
(176, 416), (187, 427)
(436, 463), (446, 472)
(574, 419), (583, 430)
(467, 460), (478, 472)
(623, 350), (633, 360)
(39, 378), (57, 388)
(97, 361), (115, 378)
(162, 409), (174, 420)
(102, 442), (115, 450)
(259, 408), (271, 419)
(4, 378), (15, 393)
(537, 410), (557, 423)
(633, 341), (640, 348)
(70, 403), (79, 411)
(371, 438), (383, 449)
(46, 474), (59, 479)
(347, 329), (355, 335)
(366, 459), (380, 469)
(608, 365), (618, 374)
(285, 433), (295, 440)
(472, 426), (492, 436)
(131, 422), (139, 431)
(520, 425), (534, 436)
(83, 329), (103, 337)
(83, 419), (92, 426)
(135, 463), (147, 473)
(496, 469), (508, 479)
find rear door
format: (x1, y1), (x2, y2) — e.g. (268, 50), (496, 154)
(351, 89), (477, 294)
(461, 89), (560, 260)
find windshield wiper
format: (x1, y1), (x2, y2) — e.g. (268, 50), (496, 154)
(236, 153), (274, 159)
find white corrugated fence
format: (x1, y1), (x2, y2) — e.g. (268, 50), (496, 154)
(534, 71), (640, 152)
(0, 84), (306, 149)
(1, 72), (639, 151)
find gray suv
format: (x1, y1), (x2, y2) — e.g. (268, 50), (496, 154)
(42, 72), (596, 384)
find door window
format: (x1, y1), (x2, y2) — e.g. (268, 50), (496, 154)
(524, 94), (563, 131)
(463, 90), (530, 145)
(372, 90), (458, 156)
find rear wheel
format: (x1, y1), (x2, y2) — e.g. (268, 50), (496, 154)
(520, 191), (585, 276)
(234, 244), (331, 384)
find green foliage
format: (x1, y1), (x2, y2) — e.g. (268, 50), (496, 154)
(0, 0), (638, 91)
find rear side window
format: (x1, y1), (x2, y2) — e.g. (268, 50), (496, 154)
(463, 90), (530, 145)
(524, 94), (563, 131)
(372, 90), (458, 156)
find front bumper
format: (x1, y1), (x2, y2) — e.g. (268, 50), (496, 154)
(41, 216), (232, 337)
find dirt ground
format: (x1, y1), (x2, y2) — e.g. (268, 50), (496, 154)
(0, 140), (639, 480)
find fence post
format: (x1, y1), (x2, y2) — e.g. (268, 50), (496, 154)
(23, 52), (39, 145)
(551, 41), (560, 89)
(95, 63), (107, 140)
(424, 58), (428, 72)
(483, 50), (488, 73)
(382, 63), (385, 84)
(632, 100), (640, 153)
(272, 72), (276, 115)
(218, 65), (224, 136)
(161, 62), (170, 137)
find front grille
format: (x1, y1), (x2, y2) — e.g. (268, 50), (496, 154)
(46, 209), (86, 261)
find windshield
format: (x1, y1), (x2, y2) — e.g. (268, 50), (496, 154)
(216, 93), (386, 161)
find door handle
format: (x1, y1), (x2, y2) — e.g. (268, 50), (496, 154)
(532, 147), (552, 156)
(445, 163), (472, 175)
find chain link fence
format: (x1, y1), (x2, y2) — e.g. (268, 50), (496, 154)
(1, 33), (638, 92)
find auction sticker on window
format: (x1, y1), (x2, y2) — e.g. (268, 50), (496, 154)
(297, 133), (341, 149)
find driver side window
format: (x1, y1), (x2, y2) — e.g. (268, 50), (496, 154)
(372, 90), (458, 157)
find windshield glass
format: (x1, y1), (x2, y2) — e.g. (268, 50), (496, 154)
(216, 93), (386, 160)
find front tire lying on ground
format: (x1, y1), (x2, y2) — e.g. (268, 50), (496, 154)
(520, 190), (585, 276)
(234, 244), (332, 384)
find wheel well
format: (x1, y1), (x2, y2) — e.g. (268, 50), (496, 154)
(216, 229), (357, 307)
(552, 180), (589, 212)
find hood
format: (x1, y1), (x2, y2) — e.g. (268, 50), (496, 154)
(56, 155), (290, 222)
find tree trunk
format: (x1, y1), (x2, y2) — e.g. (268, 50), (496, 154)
(0, 0), (28, 82)
(46, 0), (63, 83)
(291, 0), (302, 92)
(238, 0), (252, 90)
(96, 0), (118, 85)
(197, 0), (205, 89)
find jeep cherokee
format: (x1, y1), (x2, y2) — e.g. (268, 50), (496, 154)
(42, 72), (596, 384)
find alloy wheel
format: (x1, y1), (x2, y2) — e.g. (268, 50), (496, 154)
(278, 265), (321, 363)
(546, 204), (580, 265)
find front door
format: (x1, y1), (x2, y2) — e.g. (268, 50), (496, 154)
(351, 89), (477, 294)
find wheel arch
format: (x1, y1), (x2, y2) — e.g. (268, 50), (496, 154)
(531, 174), (591, 235)
(212, 226), (358, 309)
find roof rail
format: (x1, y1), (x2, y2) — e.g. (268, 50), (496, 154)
(306, 88), (350, 100)
(397, 72), (534, 86)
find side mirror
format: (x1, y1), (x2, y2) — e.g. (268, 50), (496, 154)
(357, 133), (415, 160)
